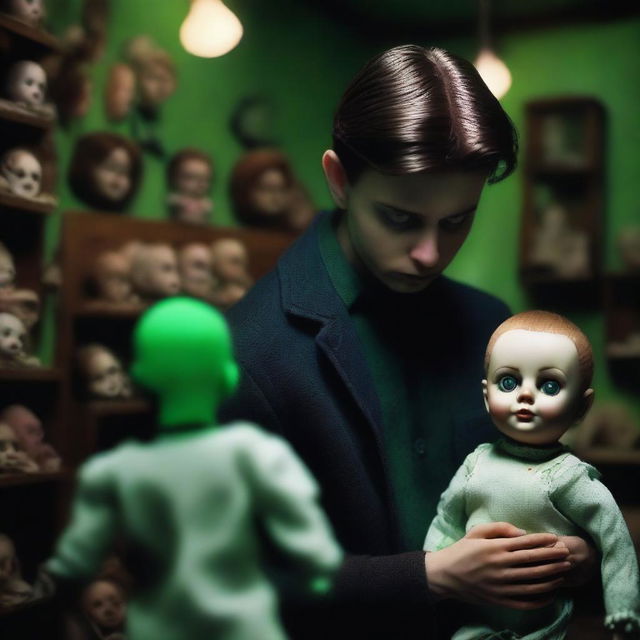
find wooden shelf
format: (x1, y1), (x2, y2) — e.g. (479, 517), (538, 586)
(0, 192), (56, 215)
(0, 469), (71, 488)
(74, 301), (146, 318)
(0, 13), (60, 51)
(84, 398), (151, 417)
(0, 367), (61, 382)
(0, 101), (55, 129)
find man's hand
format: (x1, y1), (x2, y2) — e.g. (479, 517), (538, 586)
(425, 522), (572, 610)
(557, 535), (597, 588)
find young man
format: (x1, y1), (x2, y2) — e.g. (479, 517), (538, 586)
(221, 45), (592, 639)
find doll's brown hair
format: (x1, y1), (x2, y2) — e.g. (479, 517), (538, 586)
(229, 149), (294, 229)
(484, 310), (593, 392)
(166, 148), (213, 190)
(68, 132), (142, 212)
(332, 44), (518, 185)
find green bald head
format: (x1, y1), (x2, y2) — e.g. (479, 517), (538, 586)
(131, 297), (239, 430)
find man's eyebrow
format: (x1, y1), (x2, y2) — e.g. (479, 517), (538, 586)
(375, 202), (478, 218)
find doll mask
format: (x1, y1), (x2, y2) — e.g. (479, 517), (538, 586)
(174, 158), (211, 199)
(105, 63), (136, 122)
(250, 168), (290, 217)
(178, 244), (213, 299)
(5, 61), (47, 106)
(78, 346), (131, 399)
(2, 0), (45, 26)
(82, 580), (126, 633)
(130, 244), (180, 300)
(211, 238), (251, 285)
(0, 244), (16, 289)
(0, 422), (37, 473)
(93, 147), (132, 203)
(1, 149), (42, 198)
(0, 312), (27, 358)
(92, 251), (133, 303)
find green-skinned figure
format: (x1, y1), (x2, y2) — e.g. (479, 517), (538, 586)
(47, 297), (342, 639)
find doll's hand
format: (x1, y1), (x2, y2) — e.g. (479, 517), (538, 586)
(556, 535), (597, 588)
(425, 521), (572, 610)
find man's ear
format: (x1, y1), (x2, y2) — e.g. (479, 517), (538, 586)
(574, 388), (595, 424)
(321, 150), (349, 209)
(482, 379), (489, 413)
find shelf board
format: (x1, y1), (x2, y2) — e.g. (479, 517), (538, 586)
(0, 469), (71, 488)
(0, 13), (60, 51)
(84, 398), (151, 417)
(0, 101), (54, 129)
(0, 367), (61, 382)
(74, 301), (146, 318)
(0, 192), (56, 215)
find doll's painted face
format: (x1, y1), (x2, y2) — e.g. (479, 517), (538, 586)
(82, 580), (126, 632)
(84, 349), (128, 398)
(139, 59), (176, 109)
(0, 423), (22, 469)
(178, 244), (213, 296)
(4, 0), (45, 25)
(249, 168), (290, 216)
(93, 148), (132, 203)
(174, 158), (211, 198)
(333, 166), (486, 294)
(105, 63), (136, 121)
(3, 405), (43, 454)
(211, 239), (249, 284)
(1, 149), (42, 198)
(483, 329), (589, 446)
(93, 251), (132, 303)
(6, 61), (46, 105)
(0, 313), (26, 356)
(133, 245), (180, 298)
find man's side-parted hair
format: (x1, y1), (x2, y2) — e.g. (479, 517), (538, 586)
(332, 45), (518, 184)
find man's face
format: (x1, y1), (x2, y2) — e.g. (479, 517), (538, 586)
(338, 169), (487, 293)
(483, 329), (587, 445)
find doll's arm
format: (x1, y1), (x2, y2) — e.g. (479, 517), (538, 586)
(551, 461), (640, 633)
(46, 457), (120, 581)
(242, 427), (342, 592)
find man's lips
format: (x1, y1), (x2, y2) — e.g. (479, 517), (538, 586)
(515, 409), (534, 421)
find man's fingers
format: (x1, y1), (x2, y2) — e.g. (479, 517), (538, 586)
(465, 522), (527, 540)
(507, 545), (570, 566)
(502, 533), (561, 552)
(503, 561), (572, 583)
(493, 576), (565, 597)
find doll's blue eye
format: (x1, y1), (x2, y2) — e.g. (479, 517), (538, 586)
(497, 375), (518, 392)
(540, 380), (560, 396)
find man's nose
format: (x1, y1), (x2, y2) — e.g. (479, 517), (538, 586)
(409, 231), (439, 269)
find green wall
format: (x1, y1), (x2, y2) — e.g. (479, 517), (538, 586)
(46, 3), (639, 423)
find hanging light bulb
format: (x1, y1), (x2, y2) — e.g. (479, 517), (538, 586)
(473, 0), (511, 100)
(180, 0), (243, 58)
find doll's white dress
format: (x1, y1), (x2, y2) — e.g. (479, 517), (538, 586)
(424, 438), (640, 640)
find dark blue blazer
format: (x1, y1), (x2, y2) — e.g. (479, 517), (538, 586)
(221, 213), (510, 638)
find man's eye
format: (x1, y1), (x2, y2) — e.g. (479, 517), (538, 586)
(440, 212), (473, 231)
(497, 375), (518, 392)
(540, 380), (561, 396)
(378, 207), (416, 229)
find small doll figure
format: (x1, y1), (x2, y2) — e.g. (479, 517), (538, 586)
(2, 60), (56, 119)
(129, 243), (181, 303)
(424, 310), (640, 640)
(210, 238), (253, 310)
(0, 422), (38, 473)
(0, 533), (34, 609)
(166, 148), (213, 225)
(88, 249), (138, 307)
(76, 344), (132, 400)
(0, 241), (16, 290)
(68, 133), (142, 212)
(47, 298), (342, 640)
(177, 243), (214, 301)
(81, 578), (127, 640)
(104, 62), (136, 122)
(0, 0), (45, 27)
(0, 311), (40, 368)
(0, 404), (61, 472)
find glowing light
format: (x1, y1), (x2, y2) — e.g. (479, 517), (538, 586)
(474, 47), (512, 100)
(180, 0), (243, 58)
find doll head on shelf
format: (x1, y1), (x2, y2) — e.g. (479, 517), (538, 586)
(90, 250), (134, 304)
(0, 422), (38, 473)
(0, 311), (27, 359)
(0, 289), (40, 330)
(483, 310), (594, 446)
(105, 62), (136, 122)
(130, 243), (180, 301)
(0, 242), (15, 290)
(76, 344), (132, 399)
(81, 578), (126, 636)
(68, 132), (142, 212)
(177, 243), (214, 300)
(210, 238), (251, 285)
(1, 0), (45, 26)
(0, 148), (42, 198)
(166, 148), (213, 224)
(4, 60), (46, 106)
(230, 149), (295, 230)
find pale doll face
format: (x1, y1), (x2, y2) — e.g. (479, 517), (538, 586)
(106, 64), (136, 121)
(0, 536), (15, 583)
(4, 406), (42, 453)
(139, 246), (180, 297)
(83, 580), (125, 631)
(0, 423), (22, 469)
(179, 244), (213, 290)
(211, 239), (249, 283)
(93, 147), (132, 202)
(0, 250), (16, 288)
(139, 60), (176, 108)
(94, 252), (132, 302)
(2, 150), (42, 198)
(85, 349), (127, 398)
(0, 313), (25, 356)
(7, 61), (46, 105)
(483, 329), (590, 445)
(174, 158), (211, 198)
(250, 168), (290, 216)
(6, 0), (44, 25)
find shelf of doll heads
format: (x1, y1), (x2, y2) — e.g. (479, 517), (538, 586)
(519, 97), (604, 309)
(56, 210), (296, 465)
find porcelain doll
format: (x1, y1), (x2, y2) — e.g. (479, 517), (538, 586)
(2, 60), (56, 119)
(68, 132), (142, 212)
(105, 62), (136, 122)
(88, 249), (138, 306)
(424, 310), (640, 640)
(166, 148), (213, 224)
(0, 0), (45, 27)
(210, 238), (253, 310)
(81, 578), (127, 640)
(0, 148), (42, 199)
(0, 311), (40, 368)
(177, 243), (214, 300)
(0, 242), (16, 290)
(0, 422), (38, 473)
(0, 533), (34, 609)
(129, 243), (180, 303)
(76, 343), (132, 400)
(0, 404), (61, 472)
(47, 297), (342, 640)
